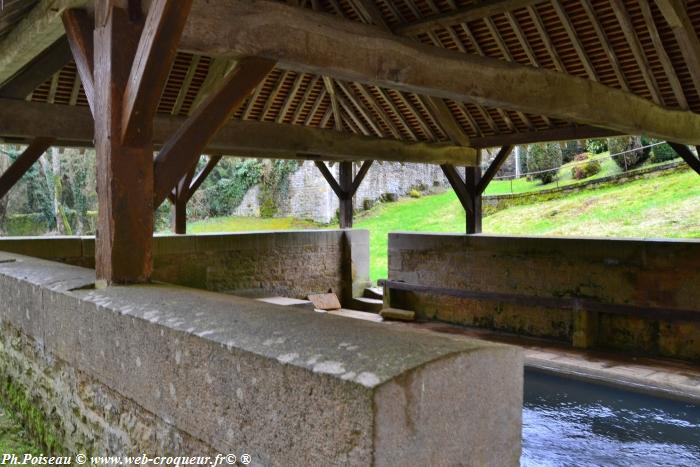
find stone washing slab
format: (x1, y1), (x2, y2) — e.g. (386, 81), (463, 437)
(0, 254), (522, 466)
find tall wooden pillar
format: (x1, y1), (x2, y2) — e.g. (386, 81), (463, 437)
(94, 4), (153, 284)
(338, 161), (354, 229)
(464, 165), (482, 234)
(171, 198), (187, 234)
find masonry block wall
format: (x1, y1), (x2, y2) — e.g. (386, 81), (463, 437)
(388, 233), (700, 361)
(0, 253), (523, 465)
(0, 230), (370, 302)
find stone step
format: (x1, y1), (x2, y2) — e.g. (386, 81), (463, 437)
(351, 296), (384, 313)
(380, 307), (416, 322)
(363, 287), (384, 299)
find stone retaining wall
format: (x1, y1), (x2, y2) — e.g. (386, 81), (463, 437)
(235, 161), (451, 223)
(0, 253), (523, 465)
(388, 233), (700, 361)
(0, 230), (369, 303)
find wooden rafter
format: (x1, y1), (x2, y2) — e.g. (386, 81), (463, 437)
(176, 0), (700, 145)
(172, 54), (201, 115)
(394, 0), (543, 36)
(638, 0), (687, 109)
(609, 0), (663, 105)
(550, 1), (598, 82)
(655, 0), (700, 96)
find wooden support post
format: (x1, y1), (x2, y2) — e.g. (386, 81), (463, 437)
(315, 160), (373, 229)
(0, 138), (54, 199)
(93, 3), (153, 285)
(166, 155), (222, 235)
(171, 197), (187, 234)
(669, 143), (700, 176)
(339, 161), (353, 229)
(464, 165), (482, 234)
(443, 146), (514, 234)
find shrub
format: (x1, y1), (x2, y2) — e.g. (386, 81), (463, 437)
(570, 153), (602, 180)
(561, 141), (581, 163)
(608, 136), (649, 171)
(408, 189), (421, 198)
(586, 139), (608, 154)
(527, 143), (563, 184)
(650, 141), (679, 163)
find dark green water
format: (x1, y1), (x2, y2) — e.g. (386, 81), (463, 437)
(522, 369), (700, 466)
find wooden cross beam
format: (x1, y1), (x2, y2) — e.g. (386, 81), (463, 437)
(0, 99), (477, 165)
(121, 0), (194, 144)
(153, 57), (275, 207)
(62, 9), (95, 114)
(178, 0), (700, 145)
(669, 143), (700, 176)
(169, 155), (222, 234)
(441, 145), (511, 234)
(0, 137), (55, 200)
(314, 160), (374, 228)
(477, 145), (514, 194)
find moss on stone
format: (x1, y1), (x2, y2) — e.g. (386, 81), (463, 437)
(0, 377), (65, 455)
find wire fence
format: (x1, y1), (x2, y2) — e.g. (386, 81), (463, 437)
(491, 141), (667, 182)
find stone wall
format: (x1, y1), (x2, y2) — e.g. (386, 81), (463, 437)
(235, 161), (451, 223)
(388, 233), (700, 361)
(0, 230), (370, 304)
(0, 253), (523, 465)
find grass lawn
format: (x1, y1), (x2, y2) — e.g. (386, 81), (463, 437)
(186, 168), (700, 282)
(187, 216), (321, 233)
(482, 153), (675, 195)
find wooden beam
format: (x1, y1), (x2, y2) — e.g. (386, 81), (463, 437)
(315, 160), (372, 228)
(178, 0), (700, 145)
(314, 161), (344, 199)
(338, 161), (354, 228)
(122, 0), (193, 144)
(609, 0), (663, 105)
(0, 0), (87, 87)
(655, 0), (700, 96)
(0, 37), (72, 99)
(669, 143), (700, 176)
(471, 125), (621, 148)
(61, 9), (95, 113)
(93, 2), (153, 284)
(441, 159), (483, 234)
(351, 160), (373, 195)
(153, 57), (275, 207)
(477, 145), (513, 194)
(187, 155), (222, 200)
(393, 0), (542, 36)
(440, 164), (473, 211)
(0, 137), (54, 199)
(550, 1), (598, 82)
(0, 98), (479, 165)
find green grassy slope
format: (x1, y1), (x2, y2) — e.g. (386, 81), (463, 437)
(187, 169), (700, 281)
